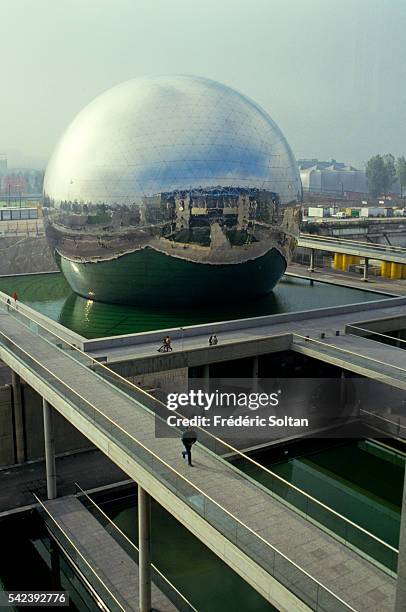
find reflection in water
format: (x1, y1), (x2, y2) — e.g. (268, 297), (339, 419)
(58, 287), (282, 338)
(0, 272), (387, 339)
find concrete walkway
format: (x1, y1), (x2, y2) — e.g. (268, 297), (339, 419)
(87, 297), (406, 369)
(287, 262), (406, 296)
(43, 496), (177, 612)
(0, 311), (397, 611)
(293, 333), (406, 390)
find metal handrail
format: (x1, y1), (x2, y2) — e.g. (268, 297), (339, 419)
(74, 483), (198, 612)
(299, 233), (406, 253)
(0, 323), (357, 611)
(347, 325), (406, 346)
(33, 493), (125, 611)
(0, 296), (399, 558)
(293, 332), (406, 375)
(360, 408), (406, 431)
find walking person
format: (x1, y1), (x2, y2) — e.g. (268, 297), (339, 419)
(181, 426), (197, 467)
(11, 292), (18, 310)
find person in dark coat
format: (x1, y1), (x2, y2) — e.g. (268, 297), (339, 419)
(181, 427), (197, 466)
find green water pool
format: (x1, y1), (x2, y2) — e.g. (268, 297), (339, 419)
(99, 491), (275, 612)
(0, 272), (387, 338)
(232, 439), (404, 569)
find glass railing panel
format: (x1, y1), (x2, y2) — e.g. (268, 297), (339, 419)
(0, 318), (388, 610)
(273, 553), (319, 611)
(40, 512), (125, 611)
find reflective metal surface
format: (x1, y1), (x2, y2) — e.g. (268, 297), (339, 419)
(43, 75), (302, 304)
(44, 75), (301, 206)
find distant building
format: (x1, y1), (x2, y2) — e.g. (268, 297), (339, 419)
(0, 155), (7, 175)
(0, 168), (44, 195)
(298, 159), (368, 196)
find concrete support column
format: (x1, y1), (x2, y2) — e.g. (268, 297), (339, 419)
(308, 248), (315, 272)
(43, 399), (57, 500)
(340, 369), (346, 409)
(252, 356), (259, 393)
(362, 257), (369, 282)
(395, 468), (406, 611)
(138, 485), (151, 612)
(203, 364), (210, 382)
(11, 371), (25, 464)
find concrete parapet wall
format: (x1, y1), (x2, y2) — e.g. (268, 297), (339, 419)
(126, 367), (188, 397)
(83, 296), (404, 353)
(109, 334), (292, 375)
(0, 286), (86, 350)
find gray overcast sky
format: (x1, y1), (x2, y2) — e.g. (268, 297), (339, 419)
(1, 0), (405, 169)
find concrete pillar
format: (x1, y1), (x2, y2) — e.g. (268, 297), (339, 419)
(252, 356), (259, 393)
(308, 248), (315, 272)
(11, 371), (25, 464)
(43, 399), (57, 500)
(340, 369), (346, 409)
(138, 485), (151, 612)
(203, 364), (210, 381)
(395, 468), (406, 611)
(362, 257), (369, 282)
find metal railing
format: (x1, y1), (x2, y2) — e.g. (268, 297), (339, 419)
(75, 483), (197, 612)
(347, 325), (406, 348)
(0, 297), (400, 574)
(33, 493), (125, 612)
(293, 332), (406, 378)
(360, 408), (406, 440)
(299, 233), (406, 256)
(0, 305), (358, 611)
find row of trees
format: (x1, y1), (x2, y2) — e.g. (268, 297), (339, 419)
(366, 154), (406, 198)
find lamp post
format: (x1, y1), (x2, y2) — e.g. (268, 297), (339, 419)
(180, 327), (184, 351)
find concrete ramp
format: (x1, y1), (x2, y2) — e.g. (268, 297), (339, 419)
(41, 495), (178, 612)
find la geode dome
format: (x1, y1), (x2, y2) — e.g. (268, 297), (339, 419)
(43, 75), (302, 305)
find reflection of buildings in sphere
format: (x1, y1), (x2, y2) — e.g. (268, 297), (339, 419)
(44, 75), (302, 305)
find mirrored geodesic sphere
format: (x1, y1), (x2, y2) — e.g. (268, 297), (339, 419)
(43, 75), (302, 305)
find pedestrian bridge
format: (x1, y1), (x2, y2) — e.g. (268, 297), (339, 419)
(0, 304), (399, 612)
(298, 234), (406, 265)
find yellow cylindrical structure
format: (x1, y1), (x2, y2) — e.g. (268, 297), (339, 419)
(351, 256), (361, 265)
(342, 254), (351, 271)
(381, 261), (391, 278)
(390, 262), (402, 279)
(333, 253), (343, 270)
(402, 265), (406, 279)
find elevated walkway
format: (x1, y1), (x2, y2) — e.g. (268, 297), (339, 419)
(293, 333), (406, 390)
(0, 308), (397, 611)
(298, 235), (406, 265)
(37, 495), (178, 612)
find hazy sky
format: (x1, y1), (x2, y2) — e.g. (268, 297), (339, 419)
(1, 0), (405, 169)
